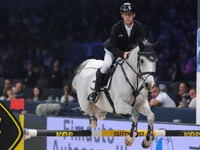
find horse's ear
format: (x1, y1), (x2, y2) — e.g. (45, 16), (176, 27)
(138, 39), (144, 50)
(153, 39), (162, 49)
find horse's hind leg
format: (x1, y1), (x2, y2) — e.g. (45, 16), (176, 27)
(139, 100), (155, 148)
(89, 115), (97, 128)
(88, 105), (106, 128)
(89, 112), (107, 128)
(97, 111), (107, 120)
(88, 105), (98, 128)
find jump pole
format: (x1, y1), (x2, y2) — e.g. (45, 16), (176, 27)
(25, 129), (200, 138)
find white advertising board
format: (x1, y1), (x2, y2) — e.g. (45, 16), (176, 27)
(47, 117), (200, 150)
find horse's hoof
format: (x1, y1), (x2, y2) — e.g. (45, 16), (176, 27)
(89, 121), (97, 128)
(125, 135), (134, 146)
(142, 139), (152, 149)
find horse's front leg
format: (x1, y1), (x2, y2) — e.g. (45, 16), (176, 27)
(142, 124), (154, 148)
(139, 100), (155, 148)
(115, 100), (139, 146)
(125, 108), (139, 146)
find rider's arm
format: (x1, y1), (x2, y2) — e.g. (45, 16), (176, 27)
(106, 25), (125, 59)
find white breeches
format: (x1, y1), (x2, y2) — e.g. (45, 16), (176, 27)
(100, 49), (115, 74)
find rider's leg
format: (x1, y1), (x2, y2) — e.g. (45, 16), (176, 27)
(88, 49), (115, 103)
(100, 49), (115, 73)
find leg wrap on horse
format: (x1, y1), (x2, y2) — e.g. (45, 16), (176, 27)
(89, 116), (97, 124)
(146, 125), (154, 141)
(130, 121), (137, 137)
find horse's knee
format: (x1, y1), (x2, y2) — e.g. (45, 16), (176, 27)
(131, 108), (139, 117)
(147, 112), (155, 124)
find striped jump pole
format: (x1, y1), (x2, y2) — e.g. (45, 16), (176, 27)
(24, 130), (200, 138)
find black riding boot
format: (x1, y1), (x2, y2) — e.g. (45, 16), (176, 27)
(88, 69), (105, 103)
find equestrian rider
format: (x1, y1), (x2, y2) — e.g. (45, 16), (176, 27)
(88, 2), (148, 103)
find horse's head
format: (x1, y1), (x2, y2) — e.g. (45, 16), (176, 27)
(136, 39), (161, 90)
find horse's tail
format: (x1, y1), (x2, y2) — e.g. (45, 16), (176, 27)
(72, 59), (95, 93)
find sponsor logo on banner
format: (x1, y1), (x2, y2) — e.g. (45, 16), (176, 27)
(151, 128), (174, 150)
(47, 117), (200, 150)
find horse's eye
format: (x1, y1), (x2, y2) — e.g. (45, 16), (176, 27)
(140, 59), (144, 64)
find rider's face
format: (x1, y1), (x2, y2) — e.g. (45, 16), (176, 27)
(121, 12), (135, 26)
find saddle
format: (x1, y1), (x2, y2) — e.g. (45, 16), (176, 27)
(100, 58), (125, 90)
(90, 60), (120, 91)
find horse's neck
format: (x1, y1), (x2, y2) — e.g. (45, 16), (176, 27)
(126, 47), (139, 72)
(120, 47), (143, 88)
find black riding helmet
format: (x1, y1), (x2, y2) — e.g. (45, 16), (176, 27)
(120, 3), (135, 14)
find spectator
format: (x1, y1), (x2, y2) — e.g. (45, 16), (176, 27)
(6, 89), (15, 101)
(14, 82), (24, 99)
(175, 81), (191, 107)
(149, 85), (176, 108)
(188, 88), (196, 109)
(48, 60), (63, 88)
(159, 84), (167, 93)
(60, 84), (75, 105)
(168, 62), (183, 83)
(0, 79), (15, 100)
(32, 87), (46, 102)
(23, 63), (38, 87)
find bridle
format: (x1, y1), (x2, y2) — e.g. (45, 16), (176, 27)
(117, 49), (158, 106)
(137, 51), (158, 80)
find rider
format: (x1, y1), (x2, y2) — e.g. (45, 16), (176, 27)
(88, 2), (148, 103)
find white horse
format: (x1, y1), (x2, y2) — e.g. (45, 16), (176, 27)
(72, 40), (160, 148)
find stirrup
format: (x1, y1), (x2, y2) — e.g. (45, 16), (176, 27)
(87, 92), (99, 103)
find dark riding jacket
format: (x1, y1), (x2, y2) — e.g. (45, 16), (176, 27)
(103, 20), (148, 58)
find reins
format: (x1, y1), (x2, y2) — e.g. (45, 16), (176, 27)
(116, 51), (156, 107)
(116, 59), (145, 106)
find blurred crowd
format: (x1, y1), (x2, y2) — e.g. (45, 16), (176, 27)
(0, 0), (197, 82)
(149, 82), (196, 109)
(0, 78), (77, 105)
(0, 78), (196, 109)
(0, 0), (198, 113)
